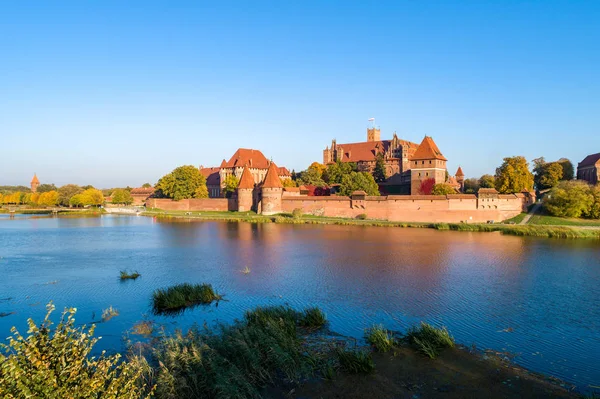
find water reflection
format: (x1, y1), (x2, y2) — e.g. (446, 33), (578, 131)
(0, 216), (599, 390)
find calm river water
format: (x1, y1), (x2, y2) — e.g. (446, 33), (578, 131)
(0, 214), (599, 390)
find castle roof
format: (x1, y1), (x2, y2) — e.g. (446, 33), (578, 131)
(578, 153), (600, 168)
(130, 187), (155, 195)
(199, 167), (221, 186)
(262, 161), (283, 188)
(224, 148), (270, 169)
(237, 166), (255, 189)
(31, 174), (40, 184)
(278, 166), (291, 177)
(411, 136), (447, 161)
(456, 166), (464, 176)
(329, 139), (418, 163)
(478, 188), (499, 194)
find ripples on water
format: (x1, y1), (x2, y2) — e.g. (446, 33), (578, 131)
(0, 214), (599, 390)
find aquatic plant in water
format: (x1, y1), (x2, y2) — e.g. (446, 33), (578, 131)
(120, 270), (141, 280)
(152, 283), (222, 314)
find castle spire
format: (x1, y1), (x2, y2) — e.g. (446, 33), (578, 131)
(237, 165), (255, 189)
(262, 161), (283, 188)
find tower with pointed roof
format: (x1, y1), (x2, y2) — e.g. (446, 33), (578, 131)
(237, 165), (256, 212)
(30, 174), (40, 193)
(260, 161), (283, 215)
(455, 166), (465, 192)
(410, 136), (448, 195)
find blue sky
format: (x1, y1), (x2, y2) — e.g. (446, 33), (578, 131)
(1, 1), (598, 187)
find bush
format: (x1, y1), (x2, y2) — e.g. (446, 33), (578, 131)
(365, 325), (395, 352)
(356, 213), (367, 220)
(406, 322), (454, 359)
(292, 208), (303, 219)
(0, 303), (148, 399)
(544, 181), (594, 218)
(152, 283), (222, 314)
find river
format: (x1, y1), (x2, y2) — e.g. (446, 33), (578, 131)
(0, 214), (598, 390)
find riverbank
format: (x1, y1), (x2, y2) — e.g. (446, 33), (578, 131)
(142, 209), (600, 239)
(0, 207), (105, 215)
(264, 345), (578, 399)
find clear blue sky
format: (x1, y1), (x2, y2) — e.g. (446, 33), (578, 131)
(1, 1), (598, 188)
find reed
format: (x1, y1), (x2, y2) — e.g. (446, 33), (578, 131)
(152, 283), (222, 314)
(406, 322), (454, 359)
(365, 324), (395, 352)
(335, 347), (375, 374)
(299, 307), (327, 329)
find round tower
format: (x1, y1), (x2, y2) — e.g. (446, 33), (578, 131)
(237, 165), (255, 212)
(260, 161), (283, 215)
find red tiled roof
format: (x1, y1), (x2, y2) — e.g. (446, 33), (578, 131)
(237, 166), (255, 189)
(278, 166), (291, 176)
(31, 174), (39, 184)
(199, 167), (221, 186)
(262, 162), (283, 188)
(456, 166), (464, 176)
(578, 153), (600, 168)
(410, 136), (447, 161)
(224, 148), (270, 169)
(130, 187), (155, 195)
(332, 140), (418, 163)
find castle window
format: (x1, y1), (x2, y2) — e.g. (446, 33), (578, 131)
(426, 172), (429, 177)
(418, 173), (421, 177)
(429, 160), (432, 164)
(422, 161), (425, 165)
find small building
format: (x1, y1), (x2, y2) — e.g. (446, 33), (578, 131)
(130, 187), (156, 205)
(577, 153), (600, 185)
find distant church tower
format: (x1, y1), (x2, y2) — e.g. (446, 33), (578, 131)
(366, 127), (381, 142)
(31, 174), (40, 193)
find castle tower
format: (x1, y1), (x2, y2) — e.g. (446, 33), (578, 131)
(260, 161), (283, 215)
(30, 174), (40, 193)
(367, 127), (381, 142)
(410, 136), (448, 195)
(455, 166), (465, 192)
(237, 165), (255, 212)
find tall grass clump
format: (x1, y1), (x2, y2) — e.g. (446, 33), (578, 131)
(335, 347), (374, 374)
(406, 322), (454, 359)
(299, 307), (327, 329)
(0, 303), (149, 399)
(120, 270), (141, 280)
(152, 283), (222, 314)
(145, 305), (327, 398)
(365, 324), (395, 352)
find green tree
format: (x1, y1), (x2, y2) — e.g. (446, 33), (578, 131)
(533, 157), (564, 191)
(156, 165), (207, 201)
(36, 184), (57, 193)
(338, 172), (379, 196)
(142, 182), (152, 188)
(463, 178), (479, 194)
(543, 181), (594, 218)
(372, 153), (387, 183)
(495, 156), (534, 194)
(478, 174), (496, 189)
(111, 189), (133, 205)
(222, 175), (240, 198)
(80, 188), (105, 206)
(558, 158), (575, 181)
(323, 161), (357, 184)
(281, 178), (298, 188)
(70, 194), (83, 207)
(298, 163), (327, 187)
(586, 185), (600, 219)
(194, 185), (209, 198)
(431, 183), (456, 195)
(57, 184), (83, 207)
(0, 303), (148, 399)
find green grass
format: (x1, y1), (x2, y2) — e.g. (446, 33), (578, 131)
(139, 305), (328, 398)
(119, 270), (141, 280)
(365, 324), (395, 352)
(503, 212), (527, 224)
(406, 322), (455, 359)
(335, 347), (375, 374)
(529, 214), (600, 227)
(152, 283), (222, 314)
(299, 307), (327, 329)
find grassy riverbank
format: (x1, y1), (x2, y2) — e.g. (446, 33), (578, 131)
(0, 207), (105, 215)
(142, 209), (600, 239)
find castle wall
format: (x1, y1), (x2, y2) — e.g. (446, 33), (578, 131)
(146, 198), (234, 211)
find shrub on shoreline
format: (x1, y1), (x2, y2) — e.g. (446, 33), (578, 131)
(406, 322), (454, 359)
(365, 324), (395, 352)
